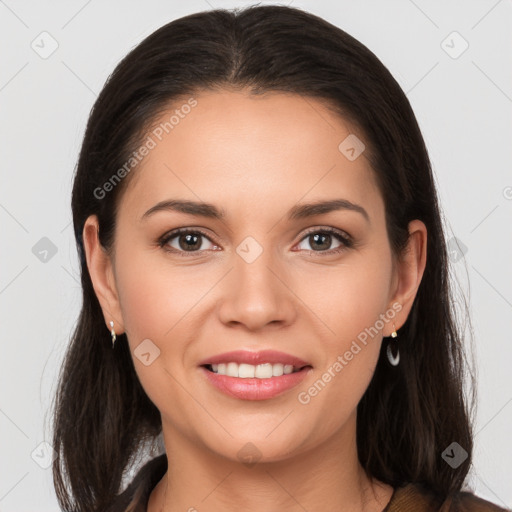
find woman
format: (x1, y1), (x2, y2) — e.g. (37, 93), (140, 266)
(51, 5), (507, 511)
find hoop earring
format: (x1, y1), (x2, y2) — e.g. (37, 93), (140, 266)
(386, 324), (399, 366)
(110, 321), (116, 349)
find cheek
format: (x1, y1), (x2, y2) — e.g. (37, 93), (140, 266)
(292, 248), (392, 420)
(114, 247), (207, 341)
(113, 248), (219, 395)
(297, 249), (393, 343)
(115, 268), (167, 342)
(113, 251), (197, 417)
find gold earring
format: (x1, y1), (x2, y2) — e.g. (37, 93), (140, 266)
(110, 321), (116, 348)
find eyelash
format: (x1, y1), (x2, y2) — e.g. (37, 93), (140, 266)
(157, 227), (353, 257)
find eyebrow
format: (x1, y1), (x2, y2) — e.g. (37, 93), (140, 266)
(141, 198), (370, 224)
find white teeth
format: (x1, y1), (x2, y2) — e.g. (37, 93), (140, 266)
(209, 362), (302, 378)
(272, 363), (284, 376)
(226, 362), (238, 377)
(255, 363), (272, 378)
(239, 363), (255, 378)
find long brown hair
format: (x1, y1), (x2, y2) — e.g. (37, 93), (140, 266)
(51, 5), (476, 511)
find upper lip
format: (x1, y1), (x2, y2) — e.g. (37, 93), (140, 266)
(198, 350), (311, 368)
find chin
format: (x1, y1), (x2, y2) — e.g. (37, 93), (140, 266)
(201, 425), (313, 466)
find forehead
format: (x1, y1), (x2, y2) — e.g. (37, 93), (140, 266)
(118, 89), (383, 223)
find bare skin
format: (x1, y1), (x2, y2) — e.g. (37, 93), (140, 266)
(83, 89), (427, 512)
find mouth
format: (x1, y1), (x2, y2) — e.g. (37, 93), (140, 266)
(198, 350), (313, 400)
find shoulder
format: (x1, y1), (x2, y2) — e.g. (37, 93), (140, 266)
(440, 489), (509, 512)
(386, 483), (509, 512)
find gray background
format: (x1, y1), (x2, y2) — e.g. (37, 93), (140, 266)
(1, 0), (511, 510)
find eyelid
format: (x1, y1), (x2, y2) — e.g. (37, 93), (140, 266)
(299, 226), (352, 243)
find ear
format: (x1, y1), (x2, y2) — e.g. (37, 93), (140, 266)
(82, 215), (125, 334)
(385, 219), (427, 335)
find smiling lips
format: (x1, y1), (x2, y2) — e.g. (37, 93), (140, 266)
(199, 350), (313, 400)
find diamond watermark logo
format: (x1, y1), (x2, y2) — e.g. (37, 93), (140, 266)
(441, 31), (469, 59)
(442, 442), (468, 469)
(338, 134), (365, 161)
(447, 237), (468, 263)
(31, 31), (59, 59)
(237, 442), (262, 468)
(31, 441), (56, 469)
(134, 339), (161, 366)
(32, 237), (58, 263)
(236, 236), (263, 264)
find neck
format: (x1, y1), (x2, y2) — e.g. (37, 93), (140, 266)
(148, 413), (393, 512)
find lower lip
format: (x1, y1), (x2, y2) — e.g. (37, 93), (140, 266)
(200, 366), (312, 401)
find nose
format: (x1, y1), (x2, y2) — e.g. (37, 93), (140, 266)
(217, 244), (297, 332)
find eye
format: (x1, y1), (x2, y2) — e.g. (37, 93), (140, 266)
(158, 226), (353, 257)
(158, 228), (219, 255)
(295, 227), (353, 255)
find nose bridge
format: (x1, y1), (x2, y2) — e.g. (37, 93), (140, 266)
(233, 234), (280, 299)
(217, 233), (296, 330)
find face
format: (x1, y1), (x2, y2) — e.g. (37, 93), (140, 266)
(87, 89), (423, 464)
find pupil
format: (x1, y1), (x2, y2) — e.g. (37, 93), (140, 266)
(180, 233), (201, 251)
(312, 233), (330, 250)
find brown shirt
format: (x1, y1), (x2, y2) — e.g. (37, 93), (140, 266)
(109, 454), (509, 512)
